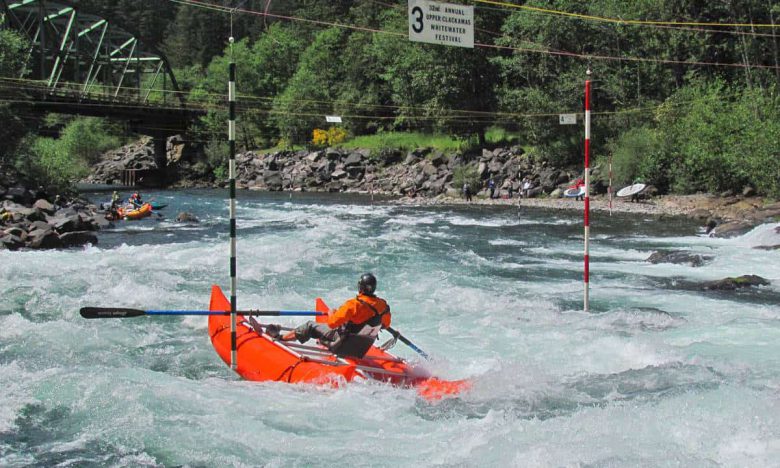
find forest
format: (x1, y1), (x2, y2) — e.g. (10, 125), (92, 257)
(1, 0), (779, 196)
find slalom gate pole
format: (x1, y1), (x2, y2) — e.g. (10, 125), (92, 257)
(584, 70), (591, 312)
(228, 35), (238, 369)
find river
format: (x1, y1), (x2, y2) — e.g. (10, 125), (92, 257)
(1, 189), (779, 466)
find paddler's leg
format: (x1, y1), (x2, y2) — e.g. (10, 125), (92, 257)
(279, 321), (334, 343)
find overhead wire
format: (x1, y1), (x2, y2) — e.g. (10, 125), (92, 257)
(473, 0), (780, 29)
(8, 0), (775, 136)
(170, 0), (780, 72)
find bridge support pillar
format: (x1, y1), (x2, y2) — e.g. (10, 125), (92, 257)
(153, 136), (167, 179)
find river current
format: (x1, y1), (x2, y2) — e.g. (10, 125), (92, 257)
(1, 189), (779, 467)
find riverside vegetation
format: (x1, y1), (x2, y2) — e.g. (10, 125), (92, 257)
(1, 2), (779, 214)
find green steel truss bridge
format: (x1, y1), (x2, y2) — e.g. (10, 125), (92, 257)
(2, 0), (206, 174)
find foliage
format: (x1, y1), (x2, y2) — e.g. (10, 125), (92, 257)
(3, 1), (780, 197)
(271, 27), (347, 144)
(340, 132), (464, 152)
(452, 165), (481, 193)
(16, 136), (89, 191)
(59, 118), (123, 165)
(312, 127), (348, 147)
(204, 140), (228, 180)
(0, 28), (29, 163)
(605, 126), (665, 188)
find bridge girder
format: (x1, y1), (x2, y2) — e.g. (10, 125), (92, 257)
(2, 0), (183, 106)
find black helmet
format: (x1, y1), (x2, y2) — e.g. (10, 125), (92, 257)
(358, 273), (377, 296)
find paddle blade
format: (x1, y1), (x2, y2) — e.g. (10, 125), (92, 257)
(80, 307), (145, 319)
(315, 298), (329, 323)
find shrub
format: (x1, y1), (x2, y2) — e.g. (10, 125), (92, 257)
(453, 165), (481, 192)
(312, 127), (348, 146)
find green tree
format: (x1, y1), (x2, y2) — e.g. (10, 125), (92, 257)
(0, 28), (29, 164)
(271, 27), (348, 144)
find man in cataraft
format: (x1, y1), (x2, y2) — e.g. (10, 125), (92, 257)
(268, 273), (391, 352)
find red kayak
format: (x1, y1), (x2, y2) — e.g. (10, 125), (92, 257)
(208, 285), (469, 400)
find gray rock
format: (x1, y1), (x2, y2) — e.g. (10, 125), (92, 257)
(176, 212), (199, 223)
(52, 214), (84, 234)
(3, 227), (27, 241)
(429, 152), (446, 167)
(647, 250), (713, 267)
(331, 169), (347, 180)
(28, 221), (52, 233)
(27, 229), (62, 249)
(6, 187), (32, 204)
(700, 275), (770, 291)
(263, 171), (283, 190)
(709, 221), (754, 238)
(379, 149), (402, 166)
(33, 199), (55, 214)
(60, 231), (98, 247)
(343, 152), (364, 167)
(0, 233), (24, 250)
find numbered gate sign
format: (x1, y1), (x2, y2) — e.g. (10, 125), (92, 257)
(408, 0), (474, 48)
(559, 113), (577, 125)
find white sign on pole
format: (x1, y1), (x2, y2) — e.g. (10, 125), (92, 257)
(559, 113), (577, 125)
(325, 116), (342, 123)
(408, 0), (474, 48)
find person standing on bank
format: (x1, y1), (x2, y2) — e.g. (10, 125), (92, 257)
(488, 178), (496, 199)
(463, 183), (472, 202)
(271, 273), (391, 353)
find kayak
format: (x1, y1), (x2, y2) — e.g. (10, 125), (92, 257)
(616, 183), (647, 197)
(118, 203), (153, 220)
(563, 187), (585, 198)
(102, 200), (166, 210)
(207, 285), (469, 400)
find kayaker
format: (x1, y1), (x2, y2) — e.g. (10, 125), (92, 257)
(128, 192), (143, 208)
(270, 273), (391, 353)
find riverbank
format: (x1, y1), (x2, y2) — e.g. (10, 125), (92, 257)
(394, 192), (780, 236)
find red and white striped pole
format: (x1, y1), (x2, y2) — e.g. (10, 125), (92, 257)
(584, 70), (591, 312)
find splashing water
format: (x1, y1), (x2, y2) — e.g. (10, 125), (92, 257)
(1, 190), (778, 466)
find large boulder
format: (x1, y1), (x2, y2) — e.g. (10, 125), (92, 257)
(647, 250), (713, 267)
(52, 214), (85, 234)
(0, 233), (24, 250)
(709, 220), (754, 238)
(343, 152), (364, 168)
(263, 171), (283, 191)
(176, 212), (199, 223)
(59, 231), (98, 247)
(27, 229), (62, 249)
(33, 199), (55, 214)
(700, 275), (770, 291)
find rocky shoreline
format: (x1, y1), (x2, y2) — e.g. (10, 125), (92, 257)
(4, 137), (779, 251)
(83, 138), (780, 237)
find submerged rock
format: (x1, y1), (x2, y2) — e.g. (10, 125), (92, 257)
(700, 275), (770, 291)
(176, 212), (199, 223)
(647, 250), (713, 267)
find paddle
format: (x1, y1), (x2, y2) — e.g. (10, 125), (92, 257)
(385, 326), (430, 360)
(80, 307), (324, 319)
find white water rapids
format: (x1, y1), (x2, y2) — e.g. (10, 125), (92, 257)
(1, 190), (778, 466)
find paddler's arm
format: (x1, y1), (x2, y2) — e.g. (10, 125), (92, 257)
(326, 300), (355, 328)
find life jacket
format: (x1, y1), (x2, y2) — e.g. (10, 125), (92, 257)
(329, 297), (390, 358)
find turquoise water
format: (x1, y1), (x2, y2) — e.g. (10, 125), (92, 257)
(1, 189), (779, 466)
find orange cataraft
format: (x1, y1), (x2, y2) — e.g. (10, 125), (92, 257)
(118, 203), (152, 220)
(207, 285), (469, 401)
